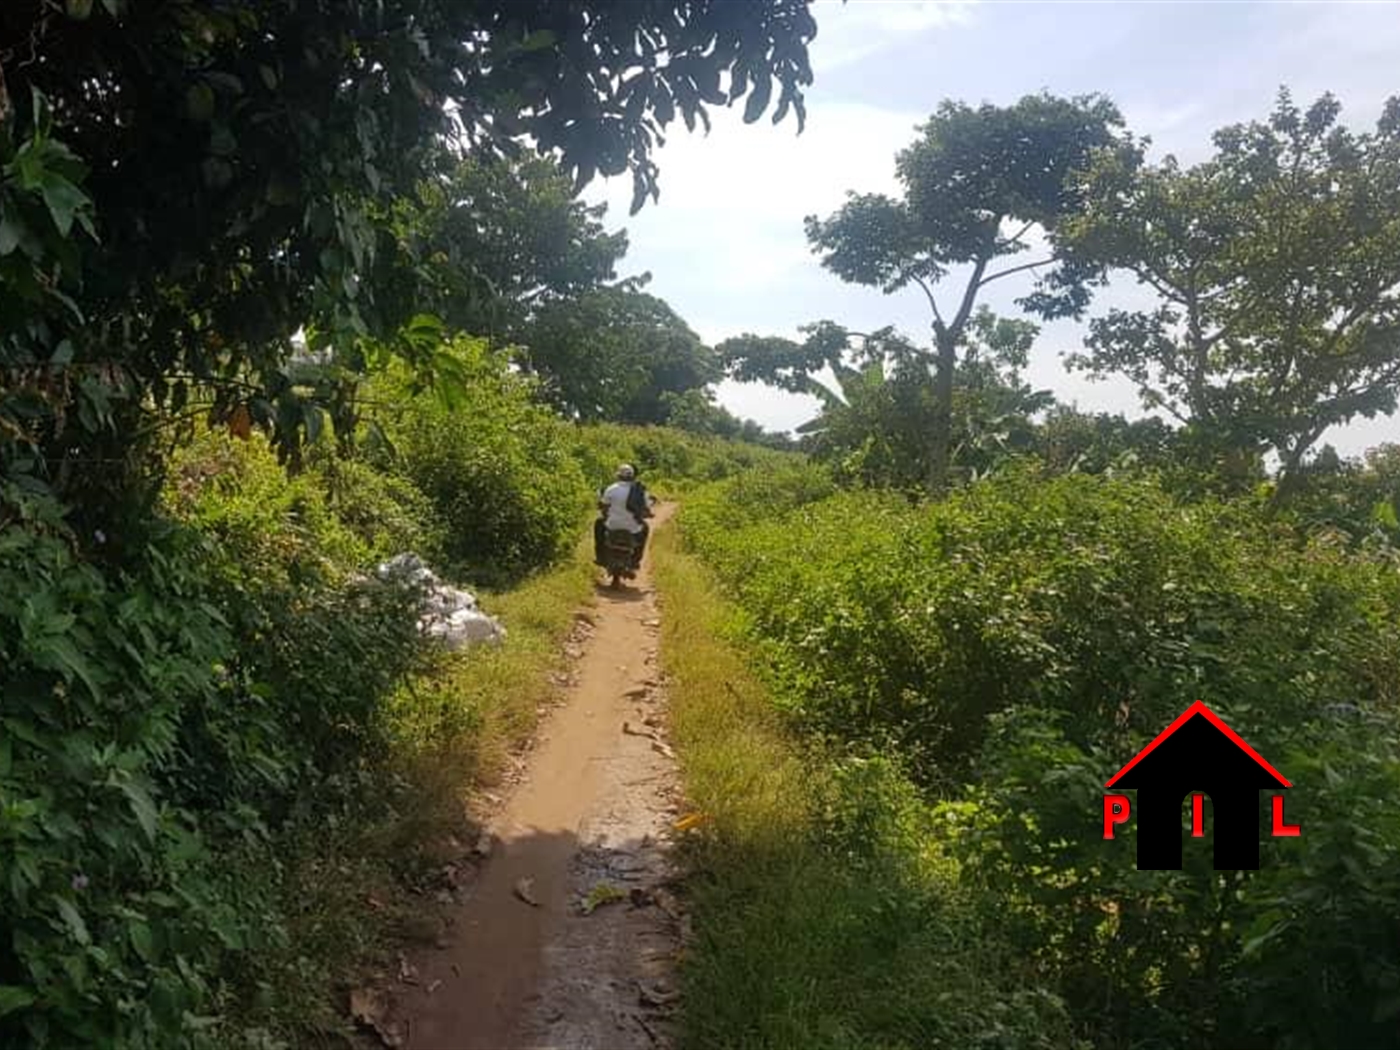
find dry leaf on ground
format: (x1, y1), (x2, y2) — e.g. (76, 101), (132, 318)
(514, 876), (540, 907)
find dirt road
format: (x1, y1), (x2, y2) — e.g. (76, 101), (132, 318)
(391, 506), (684, 1049)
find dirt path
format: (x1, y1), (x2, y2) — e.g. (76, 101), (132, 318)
(391, 505), (684, 1049)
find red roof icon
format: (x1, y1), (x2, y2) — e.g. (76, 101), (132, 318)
(1105, 700), (1291, 789)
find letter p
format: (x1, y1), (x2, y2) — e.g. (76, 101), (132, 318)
(1103, 794), (1131, 839)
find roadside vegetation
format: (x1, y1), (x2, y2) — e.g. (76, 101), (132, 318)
(654, 524), (1083, 1050)
(663, 80), (1400, 1050)
(0, 2), (806, 1043)
(4, 2), (1400, 1048)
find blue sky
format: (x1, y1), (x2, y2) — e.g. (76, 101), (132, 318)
(584, 0), (1400, 456)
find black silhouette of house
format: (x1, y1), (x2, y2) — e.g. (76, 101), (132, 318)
(1106, 701), (1291, 870)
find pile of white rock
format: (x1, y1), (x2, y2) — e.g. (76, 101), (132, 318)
(375, 552), (506, 650)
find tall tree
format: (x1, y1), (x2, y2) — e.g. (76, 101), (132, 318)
(521, 286), (719, 423)
(803, 93), (1124, 491)
(0, 0), (817, 525)
(1042, 90), (1400, 504)
(393, 152), (630, 343)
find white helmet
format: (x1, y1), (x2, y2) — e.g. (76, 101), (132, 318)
(617, 463), (636, 481)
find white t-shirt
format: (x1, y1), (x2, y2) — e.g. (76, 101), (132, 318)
(600, 481), (645, 533)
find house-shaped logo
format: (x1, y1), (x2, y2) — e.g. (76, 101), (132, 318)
(1102, 701), (1299, 870)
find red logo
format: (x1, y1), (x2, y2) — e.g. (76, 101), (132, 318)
(1102, 701), (1299, 870)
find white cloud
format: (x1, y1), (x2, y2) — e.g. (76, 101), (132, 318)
(575, 1), (1398, 455)
(808, 0), (978, 72)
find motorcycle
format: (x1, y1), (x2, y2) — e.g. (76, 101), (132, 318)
(601, 528), (639, 589)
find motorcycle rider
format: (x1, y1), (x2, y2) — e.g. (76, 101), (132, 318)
(594, 463), (651, 570)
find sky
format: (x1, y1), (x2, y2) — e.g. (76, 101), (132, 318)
(582, 0), (1400, 458)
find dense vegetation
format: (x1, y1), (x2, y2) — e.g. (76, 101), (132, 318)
(3, 327), (773, 1046)
(670, 85), (1400, 1050)
(0, 1), (811, 1043)
(677, 461), (1400, 1049)
(5, 1), (1400, 1047)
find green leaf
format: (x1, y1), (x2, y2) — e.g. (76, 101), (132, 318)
(42, 636), (101, 701)
(39, 173), (89, 238)
(520, 29), (557, 52)
(1371, 499), (1399, 530)
(743, 74), (773, 125)
(0, 986), (36, 1018)
(118, 779), (159, 841)
(65, 0), (93, 19)
(208, 124), (237, 157)
(14, 853), (41, 890)
(129, 921), (154, 962)
(186, 83), (216, 122)
(0, 214), (21, 255)
(54, 896), (90, 945)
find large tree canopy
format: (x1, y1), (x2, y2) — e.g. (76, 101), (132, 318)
(1048, 90), (1400, 501)
(522, 286), (719, 423)
(802, 93), (1124, 490)
(0, 0), (817, 524)
(396, 151), (631, 342)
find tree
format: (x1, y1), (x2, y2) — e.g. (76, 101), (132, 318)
(950, 306), (1055, 479)
(660, 387), (793, 448)
(393, 151), (630, 342)
(1033, 406), (1179, 477)
(520, 287), (720, 423)
(0, 0), (817, 526)
(719, 308), (1052, 489)
(1045, 90), (1400, 504)
(1284, 442), (1400, 544)
(803, 93), (1125, 491)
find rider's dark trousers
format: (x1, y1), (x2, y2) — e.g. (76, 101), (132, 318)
(594, 520), (648, 568)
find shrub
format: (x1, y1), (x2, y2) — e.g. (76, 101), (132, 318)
(0, 488), (242, 1046)
(166, 429), (371, 587)
(573, 421), (795, 495)
(0, 424), (440, 1048)
(164, 429), (428, 810)
(686, 469), (1400, 779)
(654, 525), (1083, 1050)
(682, 465), (1400, 1048)
(313, 453), (445, 566)
(368, 338), (589, 587)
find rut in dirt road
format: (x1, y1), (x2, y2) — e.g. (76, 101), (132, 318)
(390, 505), (686, 1050)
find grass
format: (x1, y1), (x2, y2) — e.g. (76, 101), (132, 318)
(230, 526), (600, 1048)
(652, 521), (1084, 1050)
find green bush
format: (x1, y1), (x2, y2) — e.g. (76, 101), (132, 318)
(687, 469), (1399, 777)
(683, 466), (1400, 1048)
(368, 338), (589, 587)
(655, 526), (1082, 1050)
(0, 420), (442, 1046)
(0, 488), (246, 1047)
(313, 452), (445, 566)
(166, 429), (370, 586)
